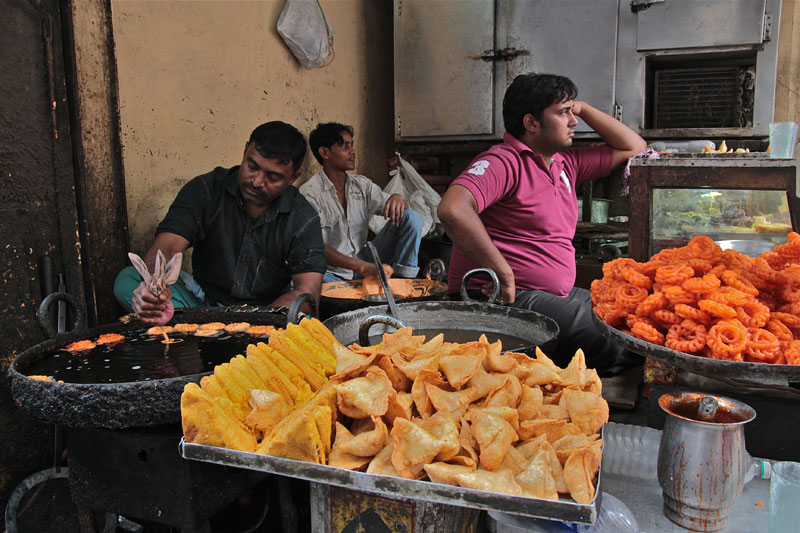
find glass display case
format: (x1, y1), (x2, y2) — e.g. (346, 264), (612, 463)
(628, 155), (799, 261)
(651, 187), (792, 253)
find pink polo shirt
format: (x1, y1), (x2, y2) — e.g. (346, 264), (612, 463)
(448, 133), (612, 297)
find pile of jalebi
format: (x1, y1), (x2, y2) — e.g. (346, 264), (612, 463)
(591, 234), (800, 365)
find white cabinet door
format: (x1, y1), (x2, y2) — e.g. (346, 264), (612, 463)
(394, 0), (619, 139)
(501, 0), (620, 134)
(636, 0), (767, 51)
(395, 0), (496, 138)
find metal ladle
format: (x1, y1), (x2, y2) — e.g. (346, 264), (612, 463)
(366, 241), (400, 318)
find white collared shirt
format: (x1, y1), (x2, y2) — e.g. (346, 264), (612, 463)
(299, 170), (389, 279)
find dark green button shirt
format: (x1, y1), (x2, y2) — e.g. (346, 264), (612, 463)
(156, 166), (326, 306)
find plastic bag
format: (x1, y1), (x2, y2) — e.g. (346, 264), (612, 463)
(368, 153), (443, 238)
(576, 493), (639, 532)
(276, 0), (334, 69)
(488, 493), (639, 533)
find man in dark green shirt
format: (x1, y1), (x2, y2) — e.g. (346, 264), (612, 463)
(114, 121), (326, 324)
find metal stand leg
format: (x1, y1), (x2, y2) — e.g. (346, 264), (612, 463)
(279, 477), (298, 533)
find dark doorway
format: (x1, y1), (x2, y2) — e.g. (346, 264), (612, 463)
(1, 0), (85, 518)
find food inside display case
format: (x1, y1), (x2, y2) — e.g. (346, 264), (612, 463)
(651, 188), (792, 253)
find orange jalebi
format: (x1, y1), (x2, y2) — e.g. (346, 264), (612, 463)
(652, 248), (678, 263)
(662, 285), (697, 306)
(707, 319), (748, 361)
(655, 264), (694, 286)
(697, 299), (738, 320)
(626, 314), (655, 330)
(594, 302), (627, 328)
(687, 258), (714, 275)
(773, 233), (800, 264)
(637, 260), (665, 277)
(785, 340), (800, 365)
(682, 273), (722, 294)
(720, 249), (753, 271)
(616, 283), (649, 310)
(652, 309), (681, 328)
(590, 278), (623, 304)
(687, 235), (717, 261)
(620, 267), (652, 289)
(708, 264), (728, 278)
(766, 317), (795, 344)
(720, 269), (759, 296)
(777, 301), (800, 315)
(674, 303), (712, 326)
(735, 299), (770, 328)
(777, 265), (800, 302)
(665, 319), (707, 353)
(751, 258), (781, 286)
(745, 328), (781, 362)
(771, 312), (800, 331)
(635, 292), (669, 317)
(590, 235), (800, 366)
(673, 247), (694, 262)
(603, 257), (638, 279)
(762, 251), (791, 271)
(630, 321), (665, 345)
(712, 286), (751, 307)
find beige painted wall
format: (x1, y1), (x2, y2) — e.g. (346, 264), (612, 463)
(112, 0), (394, 255)
(102, 0), (800, 256)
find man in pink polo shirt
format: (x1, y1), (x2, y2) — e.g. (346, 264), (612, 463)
(438, 73), (646, 370)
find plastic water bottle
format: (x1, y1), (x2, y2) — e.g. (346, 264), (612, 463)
(648, 140), (715, 153)
(576, 493), (639, 533)
(744, 454), (772, 483)
(602, 422), (661, 479)
(602, 422), (771, 484)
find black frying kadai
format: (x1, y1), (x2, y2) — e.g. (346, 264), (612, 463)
(324, 301), (559, 357)
(323, 268), (559, 357)
(8, 310), (288, 429)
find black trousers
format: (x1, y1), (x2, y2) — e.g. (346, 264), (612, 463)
(512, 286), (642, 374)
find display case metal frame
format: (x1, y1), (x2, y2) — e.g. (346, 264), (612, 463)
(628, 155), (799, 261)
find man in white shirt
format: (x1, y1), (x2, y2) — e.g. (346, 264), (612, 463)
(300, 123), (423, 282)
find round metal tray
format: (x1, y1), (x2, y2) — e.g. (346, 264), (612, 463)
(592, 312), (800, 382)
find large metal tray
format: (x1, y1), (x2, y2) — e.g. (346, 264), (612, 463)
(179, 439), (600, 524)
(592, 312), (800, 383)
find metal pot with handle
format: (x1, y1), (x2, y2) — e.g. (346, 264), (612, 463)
(323, 268), (559, 355)
(319, 259), (448, 319)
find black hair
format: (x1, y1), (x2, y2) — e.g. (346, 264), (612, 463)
(248, 121), (307, 172)
(308, 122), (354, 164)
(502, 73), (578, 139)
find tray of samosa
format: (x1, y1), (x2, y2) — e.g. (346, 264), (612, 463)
(179, 319), (607, 524)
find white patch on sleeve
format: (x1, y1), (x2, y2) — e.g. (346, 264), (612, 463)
(560, 170), (571, 193)
(467, 160), (490, 176)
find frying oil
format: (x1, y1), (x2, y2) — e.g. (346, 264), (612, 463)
(24, 330), (255, 384)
